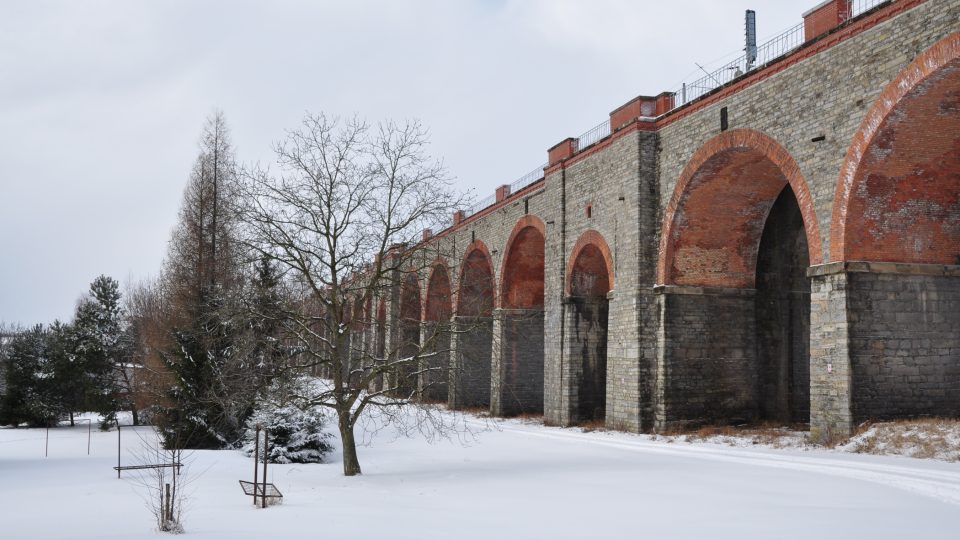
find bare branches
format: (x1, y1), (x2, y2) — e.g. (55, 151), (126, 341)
(234, 112), (469, 475)
(127, 426), (193, 533)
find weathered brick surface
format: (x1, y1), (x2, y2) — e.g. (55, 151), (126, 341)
(832, 32), (960, 263)
(803, 0), (853, 42)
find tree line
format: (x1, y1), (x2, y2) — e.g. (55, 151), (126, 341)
(1, 109), (466, 475)
(0, 275), (130, 428)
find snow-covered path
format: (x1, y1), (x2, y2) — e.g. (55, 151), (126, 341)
(489, 419), (960, 506)
(2, 415), (958, 539)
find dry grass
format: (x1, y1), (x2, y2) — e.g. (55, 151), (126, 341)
(460, 407), (490, 417)
(649, 418), (960, 461)
(840, 418), (960, 462)
(577, 419), (608, 433)
(510, 412), (544, 426)
(690, 422), (807, 448)
(654, 421), (809, 449)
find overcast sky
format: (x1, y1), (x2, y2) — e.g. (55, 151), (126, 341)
(0, 0), (803, 326)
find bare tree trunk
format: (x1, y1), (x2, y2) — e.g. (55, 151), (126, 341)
(338, 411), (362, 476)
(211, 134), (219, 289)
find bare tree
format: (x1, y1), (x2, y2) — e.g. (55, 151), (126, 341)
(165, 109), (241, 310)
(129, 427), (192, 533)
(139, 110), (274, 449)
(237, 113), (469, 476)
(124, 278), (172, 422)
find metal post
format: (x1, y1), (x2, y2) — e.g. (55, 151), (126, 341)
(117, 422), (121, 479)
(45, 425), (49, 458)
(165, 483), (171, 523)
(261, 428), (268, 509)
(170, 448), (177, 520)
(253, 425), (260, 506)
(87, 420), (91, 456)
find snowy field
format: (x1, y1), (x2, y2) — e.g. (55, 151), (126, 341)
(2, 412), (960, 540)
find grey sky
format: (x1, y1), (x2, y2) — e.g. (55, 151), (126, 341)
(0, 0), (803, 325)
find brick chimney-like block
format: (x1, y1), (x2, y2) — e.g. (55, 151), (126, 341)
(655, 91), (676, 116)
(803, 0), (852, 42)
(422, 228), (433, 241)
(495, 185), (511, 202)
(548, 138), (577, 165)
(610, 96), (656, 131)
(452, 210), (465, 226)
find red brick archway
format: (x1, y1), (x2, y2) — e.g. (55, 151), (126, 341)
(375, 298), (386, 359)
(500, 216), (546, 309)
(399, 272), (421, 325)
(657, 129), (822, 288)
(424, 261), (453, 322)
(456, 240), (495, 316)
(565, 230), (614, 297)
(830, 32), (960, 264)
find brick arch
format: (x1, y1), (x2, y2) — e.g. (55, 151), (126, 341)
(350, 295), (365, 331)
(657, 129), (823, 288)
(424, 260), (453, 322)
(398, 271), (421, 324)
(830, 32), (960, 264)
(500, 215), (546, 309)
(374, 298), (387, 359)
(565, 230), (614, 297)
(456, 240), (496, 316)
(377, 298), (386, 324)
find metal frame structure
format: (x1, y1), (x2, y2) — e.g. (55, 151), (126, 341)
(239, 425), (282, 508)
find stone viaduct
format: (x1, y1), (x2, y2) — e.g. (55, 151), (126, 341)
(363, 0), (960, 441)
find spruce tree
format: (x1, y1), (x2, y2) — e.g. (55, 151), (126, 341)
(48, 320), (83, 426)
(72, 275), (128, 427)
(0, 325), (62, 426)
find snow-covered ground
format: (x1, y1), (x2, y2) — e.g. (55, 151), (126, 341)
(2, 412), (959, 539)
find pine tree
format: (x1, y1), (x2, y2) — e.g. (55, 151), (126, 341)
(245, 256), (287, 377)
(72, 275), (128, 427)
(48, 320), (83, 426)
(0, 325), (62, 426)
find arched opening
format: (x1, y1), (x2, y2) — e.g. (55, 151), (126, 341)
(657, 129), (819, 428)
(423, 263), (452, 402)
(834, 39), (960, 265)
(566, 231), (614, 424)
(374, 299), (387, 392)
(498, 217), (546, 415)
(454, 243), (495, 408)
(756, 187), (810, 424)
(347, 296), (369, 388)
(396, 273), (421, 397)
(828, 33), (960, 422)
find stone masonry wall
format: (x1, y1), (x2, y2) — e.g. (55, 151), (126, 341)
(847, 270), (960, 421)
(654, 287), (757, 429)
(493, 310), (545, 416)
(543, 129), (646, 427)
(808, 270), (854, 441)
